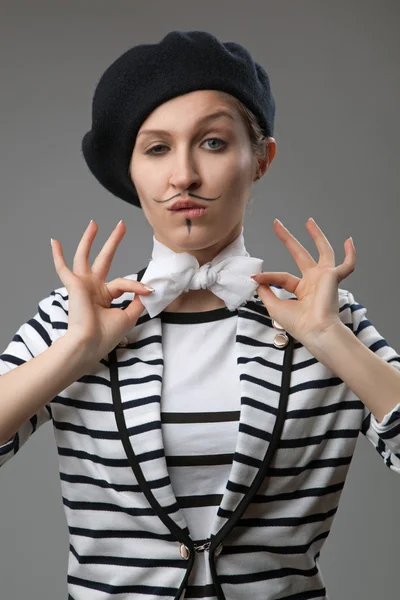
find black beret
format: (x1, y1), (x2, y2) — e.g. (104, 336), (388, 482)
(81, 30), (275, 208)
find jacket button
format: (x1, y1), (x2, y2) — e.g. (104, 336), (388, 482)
(118, 336), (129, 347)
(179, 544), (190, 559)
(272, 319), (285, 331)
(273, 333), (289, 348)
(214, 543), (223, 556)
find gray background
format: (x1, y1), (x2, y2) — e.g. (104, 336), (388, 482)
(0, 1), (399, 598)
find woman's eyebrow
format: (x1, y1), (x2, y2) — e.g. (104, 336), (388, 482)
(137, 110), (235, 139)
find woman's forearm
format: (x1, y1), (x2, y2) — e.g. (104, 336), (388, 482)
(0, 334), (93, 445)
(306, 322), (400, 423)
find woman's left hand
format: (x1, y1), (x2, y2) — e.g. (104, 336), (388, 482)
(251, 218), (356, 346)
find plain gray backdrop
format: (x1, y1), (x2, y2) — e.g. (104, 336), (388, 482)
(0, 1), (399, 598)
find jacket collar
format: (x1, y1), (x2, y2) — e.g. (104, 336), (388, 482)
(108, 266), (295, 555)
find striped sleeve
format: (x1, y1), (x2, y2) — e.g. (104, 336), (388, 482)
(346, 289), (400, 471)
(0, 292), (57, 467)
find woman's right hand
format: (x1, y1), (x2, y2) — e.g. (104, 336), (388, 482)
(50, 219), (154, 365)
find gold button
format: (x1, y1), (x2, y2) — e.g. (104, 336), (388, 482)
(272, 319), (285, 331)
(214, 543), (223, 556)
(273, 333), (289, 348)
(179, 544), (190, 559)
(118, 336), (129, 347)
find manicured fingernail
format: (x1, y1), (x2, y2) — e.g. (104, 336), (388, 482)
(50, 238), (54, 247)
(144, 285), (155, 292)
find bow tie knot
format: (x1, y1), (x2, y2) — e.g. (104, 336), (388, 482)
(138, 232), (264, 318)
(189, 262), (219, 290)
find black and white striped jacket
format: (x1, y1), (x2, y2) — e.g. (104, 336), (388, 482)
(1, 265), (400, 600)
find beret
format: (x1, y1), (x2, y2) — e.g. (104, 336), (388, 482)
(81, 30), (275, 208)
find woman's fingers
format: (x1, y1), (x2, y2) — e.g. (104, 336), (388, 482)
(71, 219), (126, 279)
(51, 238), (76, 288)
(91, 220), (127, 280)
(72, 220), (99, 274)
(51, 220), (125, 289)
(273, 219), (316, 273)
(305, 218), (335, 265)
(252, 271), (301, 294)
(105, 277), (154, 299)
(125, 293), (147, 323)
(105, 278), (154, 326)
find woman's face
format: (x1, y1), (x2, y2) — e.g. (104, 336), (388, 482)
(129, 90), (275, 264)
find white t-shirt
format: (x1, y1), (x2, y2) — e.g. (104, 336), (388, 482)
(160, 306), (240, 596)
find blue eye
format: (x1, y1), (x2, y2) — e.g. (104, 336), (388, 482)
(144, 137), (227, 156)
(145, 144), (166, 155)
(202, 138), (227, 151)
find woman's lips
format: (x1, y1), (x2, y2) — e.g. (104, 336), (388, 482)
(171, 207), (207, 217)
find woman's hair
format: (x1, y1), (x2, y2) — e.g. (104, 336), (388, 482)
(218, 92), (269, 214)
(219, 91), (269, 165)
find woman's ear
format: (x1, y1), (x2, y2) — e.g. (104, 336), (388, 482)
(266, 137), (276, 165)
(255, 137), (277, 180)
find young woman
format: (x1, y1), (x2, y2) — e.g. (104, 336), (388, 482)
(1, 30), (400, 600)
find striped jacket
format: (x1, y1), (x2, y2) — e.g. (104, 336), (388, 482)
(1, 264), (400, 600)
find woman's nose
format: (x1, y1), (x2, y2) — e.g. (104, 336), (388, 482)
(169, 154), (201, 189)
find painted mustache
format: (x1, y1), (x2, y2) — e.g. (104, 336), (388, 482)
(153, 192), (222, 204)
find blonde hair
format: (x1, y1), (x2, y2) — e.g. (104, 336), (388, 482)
(218, 91), (269, 165)
(218, 92), (269, 213)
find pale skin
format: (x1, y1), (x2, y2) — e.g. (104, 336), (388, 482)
(50, 90), (400, 424)
(252, 217), (356, 345)
(251, 218), (400, 424)
(129, 89), (276, 312)
(49, 90), (354, 342)
(49, 89), (276, 353)
(50, 221), (155, 364)
(50, 207), (400, 425)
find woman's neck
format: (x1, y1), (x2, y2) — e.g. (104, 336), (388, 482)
(163, 288), (227, 312)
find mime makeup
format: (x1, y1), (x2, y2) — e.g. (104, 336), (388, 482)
(152, 191), (221, 235)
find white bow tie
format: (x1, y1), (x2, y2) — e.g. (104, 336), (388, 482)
(138, 231), (263, 318)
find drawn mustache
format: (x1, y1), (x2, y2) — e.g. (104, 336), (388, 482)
(153, 192), (222, 203)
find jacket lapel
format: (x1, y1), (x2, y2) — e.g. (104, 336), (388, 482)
(208, 298), (294, 544)
(109, 267), (295, 551)
(109, 306), (190, 542)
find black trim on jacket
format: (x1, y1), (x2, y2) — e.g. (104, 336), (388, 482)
(109, 266), (295, 600)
